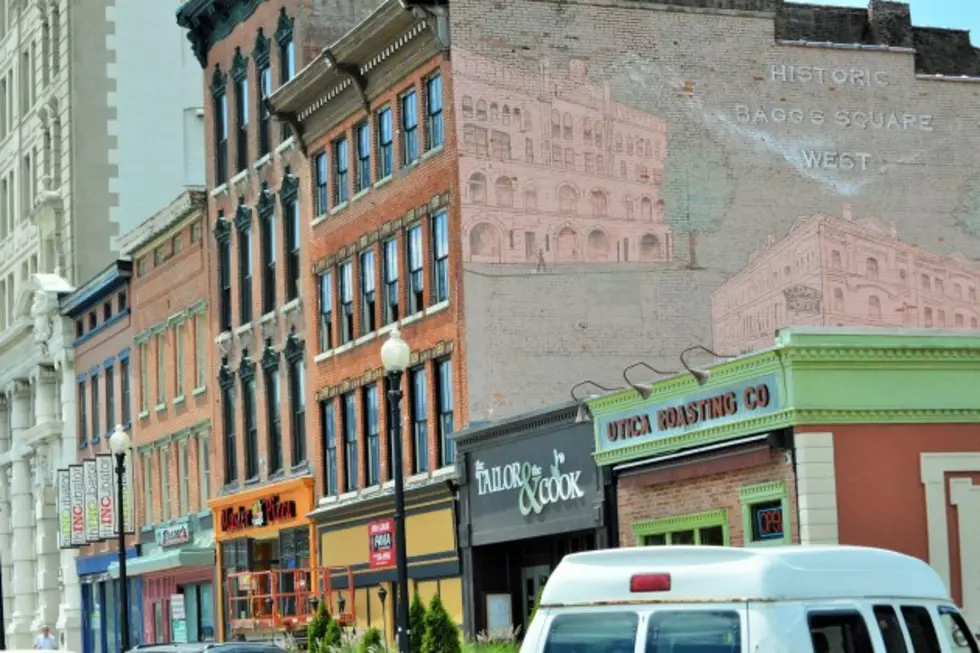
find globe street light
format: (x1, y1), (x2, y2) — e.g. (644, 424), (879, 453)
(109, 425), (132, 652)
(380, 329), (410, 653)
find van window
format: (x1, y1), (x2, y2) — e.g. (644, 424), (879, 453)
(900, 606), (941, 653)
(808, 611), (875, 653)
(937, 606), (980, 652)
(873, 606), (909, 653)
(543, 612), (638, 653)
(646, 610), (741, 653)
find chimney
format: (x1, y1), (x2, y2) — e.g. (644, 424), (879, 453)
(868, 0), (913, 49)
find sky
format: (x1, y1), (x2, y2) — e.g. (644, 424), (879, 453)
(795, 0), (980, 45)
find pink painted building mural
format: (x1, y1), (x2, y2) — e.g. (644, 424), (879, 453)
(454, 50), (673, 265)
(713, 204), (980, 354)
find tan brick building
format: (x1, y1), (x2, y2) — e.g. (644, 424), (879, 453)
(268, 0), (464, 632)
(177, 0), (391, 640)
(116, 189), (217, 643)
(60, 260), (140, 646)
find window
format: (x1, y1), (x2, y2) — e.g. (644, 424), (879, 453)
(243, 367), (258, 479)
(265, 358), (282, 475)
(142, 454), (152, 525)
(51, 8), (62, 77)
(198, 435), (212, 507)
(313, 152), (328, 215)
(410, 366), (428, 473)
(426, 74), (443, 149)
(191, 221), (202, 243)
(318, 272), (333, 352)
(155, 333), (166, 405)
(872, 605), (909, 653)
(401, 90), (419, 165)
(333, 137), (349, 205)
(280, 35), (295, 83)
(639, 510), (727, 546)
(78, 379), (87, 444)
(105, 365), (115, 432)
(174, 321), (185, 397)
(342, 392), (357, 492)
(90, 374), (101, 439)
(360, 249), (376, 334)
(172, 234), (184, 256)
(260, 206), (276, 315)
(19, 49), (28, 115)
(382, 238), (399, 325)
(238, 225), (253, 324)
(646, 611), (742, 653)
(377, 108), (393, 179)
(258, 65), (272, 156)
(808, 612), (874, 653)
(214, 90), (229, 185)
(222, 381), (237, 484)
(339, 260), (354, 344)
(406, 224), (424, 314)
(938, 606), (979, 652)
(901, 606), (942, 653)
(321, 399), (337, 495)
(285, 197), (300, 302)
(178, 442), (189, 515)
(160, 447), (171, 522)
(355, 121), (371, 192)
(120, 357), (131, 425)
(740, 482), (790, 545)
(289, 354), (305, 467)
(103, 301), (112, 321)
(543, 613), (638, 652)
(218, 229), (232, 331)
(118, 291), (128, 312)
(436, 358), (454, 466)
(194, 314), (206, 389)
(363, 384), (380, 486)
(431, 210), (449, 304)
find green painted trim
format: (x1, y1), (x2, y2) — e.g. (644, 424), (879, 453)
(188, 299), (208, 315)
(151, 323), (167, 336)
(739, 481), (791, 547)
(168, 310), (187, 326)
(134, 332), (150, 345)
(632, 508), (729, 546)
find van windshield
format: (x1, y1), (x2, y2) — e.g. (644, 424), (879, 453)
(646, 610), (742, 653)
(543, 612), (638, 653)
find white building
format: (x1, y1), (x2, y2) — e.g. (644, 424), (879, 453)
(0, 0), (203, 649)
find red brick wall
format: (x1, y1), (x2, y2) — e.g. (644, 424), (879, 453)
(616, 451), (799, 548)
(130, 205), (214, 526)
(301, 55), (466, 497)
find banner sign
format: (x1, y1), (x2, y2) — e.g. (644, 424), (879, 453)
(121, 448), (135, 534)
(368, 518), (395, 569)
(68, 465), (85, 547)
(57, 468), (72, 549)
(96, 455), (115, 540)
(83, 459), (100, 542)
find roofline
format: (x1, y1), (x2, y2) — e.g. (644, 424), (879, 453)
(452, 400), (579, 448)
(116, 188), (208, 256)
(60, 260), (133, 317)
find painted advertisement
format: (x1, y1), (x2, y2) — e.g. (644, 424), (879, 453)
(451, 3), (980, 421)
(368, 518), (395, 569)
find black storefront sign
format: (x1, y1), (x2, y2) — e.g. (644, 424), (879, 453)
(460, 412), (603, 548)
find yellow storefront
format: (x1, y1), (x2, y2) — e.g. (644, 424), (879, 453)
(313, 482), (463, 635)
(211, 476), (316, 641)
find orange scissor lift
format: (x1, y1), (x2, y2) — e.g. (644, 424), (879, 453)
(225, 566), (356, 638)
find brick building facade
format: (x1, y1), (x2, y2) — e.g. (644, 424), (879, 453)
(116, 189), (217, 644)
(60, 260), (141, 651)
(268, 0), (464, 631)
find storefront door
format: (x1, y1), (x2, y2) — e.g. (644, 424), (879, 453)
(521, 564), (550, 621)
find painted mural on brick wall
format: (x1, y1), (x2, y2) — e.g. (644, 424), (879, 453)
(451, 6), (980, 419)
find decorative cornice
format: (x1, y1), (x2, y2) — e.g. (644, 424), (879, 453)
(230, 47), (248, 83)
(279, 166), (298, 205)
(188, 299), (208, 315)
(284, 334), (304, 364)
(256, 181), (275, 218)
(60, 260), (132, 317)
(253, 27), (271, 68)
(632, 509), (728, 538)
(233, 197), (252, 233)
(781, 346), (980, 364)
(239, 352), (256, 383)
(260, 339), (279, 372)
(210, 63), (227, 97)
(176, 0), (266, 69)
(218, 358), (235, 391)
(116, 188), (207, 256)
(274, 7), (294, 45)
(214, 212), (232, 244)
(738, 481), (787, 503)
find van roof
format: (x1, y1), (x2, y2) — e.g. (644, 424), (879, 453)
(540, 545), (951, 606)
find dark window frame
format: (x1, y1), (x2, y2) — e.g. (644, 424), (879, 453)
(318, 271), (333, 352)
(363, 383), (380, 486)
(409, 365), (428, 473)
(342, 392), (357, 492)
(360, 248), (376, 335)
(355, 121), (371, 192)
(313, 151), (328, 216)
(431, 209), (449, 304)
(287, 343), (306, 469)
(435, 357), (454, 467)
(400, 89), (419, 165)
(338, 259), (354, 345)
(120, 357), (131, 425)
(241, 359), (259, 480)
(377, 107), (393, 179)
(382, 237), (399, 325)
(321, 399), (337, 496)
(262, 348), (282, 476)
(105, 364), (115, 433)
(78, 379), (87, 445)
(426, 73), (444, 150)
(406, 223), (424, 314)
(333, 137), (349, 206)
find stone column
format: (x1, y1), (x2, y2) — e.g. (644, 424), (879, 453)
(0, 396), (12, 624)
(7, 379), (36, 647)
(55, 355), (82, 653)
(32, 368), (60, 632)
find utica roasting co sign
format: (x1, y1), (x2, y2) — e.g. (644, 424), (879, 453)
(220, 495), (298, 533)
(597, 374), (782, 452)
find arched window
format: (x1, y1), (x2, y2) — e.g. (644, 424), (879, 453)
(469, 222), (500, 259)
(640, 197), (653, 221)
(558, 185), (578, 213)
(921, 273), (930, 291)
(501, 105), (510, 125)
(868, 295), (881, 320)
(557, 227), (577, 261)
(468, 172), (487, 204)
(495, 177), (514, 208)
(831, 250), (842, 268)
(489, 102), (499, 122)
(866, 257), (879, 279)
(625, 197), (634, 220)
(524, 187), (538, 211)
(587, 230), (610, 261)
(476, 99), (487, 121)
(461, 95), (473, 119)
(590, 190), (608, 217)
(639, 234), (661, 261)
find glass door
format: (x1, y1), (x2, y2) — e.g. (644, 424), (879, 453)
(521, 564), (551, 625)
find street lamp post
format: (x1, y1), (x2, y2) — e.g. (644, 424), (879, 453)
(109, 425), (132, 653)
(380, 329), (411, 653)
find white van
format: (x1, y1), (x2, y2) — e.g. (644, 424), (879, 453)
(519, 545), (979, 653)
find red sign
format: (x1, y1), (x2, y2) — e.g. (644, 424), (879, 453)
(368, 518), (395, 569)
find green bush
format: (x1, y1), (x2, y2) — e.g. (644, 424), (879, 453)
(324, 618), (343, 647)
(421, 593), (461, 653)
(308, 602), (333, 649)
(409, 588), (426, 651)
(359, 627), (384, 652)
